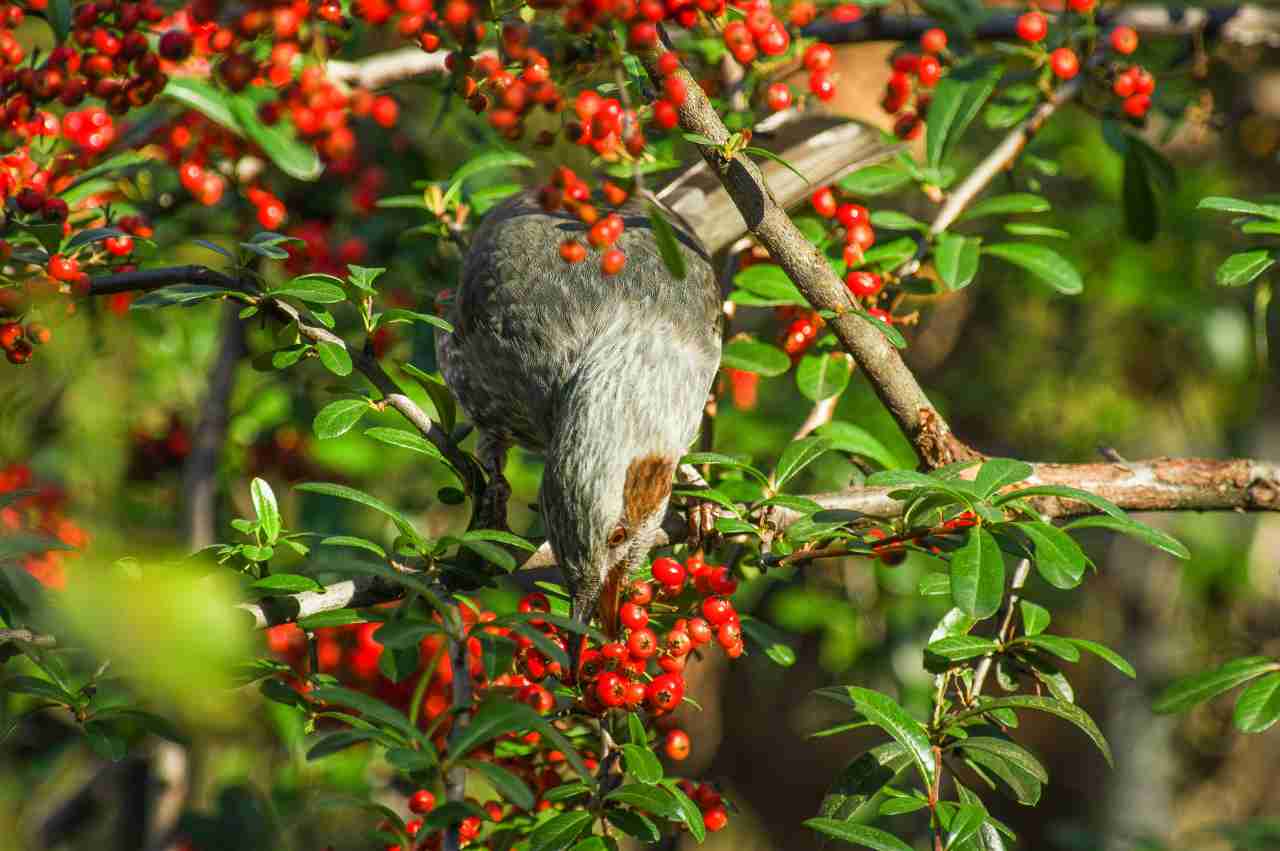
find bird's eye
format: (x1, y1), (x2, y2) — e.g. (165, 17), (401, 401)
(607, 525), (628, 547)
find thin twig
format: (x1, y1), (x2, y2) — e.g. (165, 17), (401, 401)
(970, 558), (1033, 700)
(793, 393), (840, 441)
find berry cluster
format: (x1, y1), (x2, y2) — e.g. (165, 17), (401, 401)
(547, 166), (631, 277)
(809, 185), (895, 325)
(0, 463), (89, 589)
(880, 31), (947, 140)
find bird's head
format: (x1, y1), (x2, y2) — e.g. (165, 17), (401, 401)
(541, 451), (675, 654)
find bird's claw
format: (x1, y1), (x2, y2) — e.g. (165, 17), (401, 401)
(474, 475), (511, 533)
(686, 498), (718, 551)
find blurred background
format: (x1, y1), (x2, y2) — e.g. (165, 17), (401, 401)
(3, 3), (1280, 850)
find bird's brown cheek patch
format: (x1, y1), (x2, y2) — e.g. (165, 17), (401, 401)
(623, 454), (675, 526)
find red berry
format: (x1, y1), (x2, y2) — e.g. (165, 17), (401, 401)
(372, 95), (399, 128)
(664, 729), (691, 760)
(835, 203), (868, 229)
(627, 627), (657, 659)
(651, 557), (685, 587)
(409, 790), (436, 814)
(1113, 69), (1137, 98)
(559, 239), (586, 263)
(803, 42), (833, 72)
(717, 621), (742, 647)
(1068, 0), (1095, 9)
(595, 671), (627, 707)
(657, 52), (680, 76)
(662, 75), (687, 106)
(811, 186), (837, 218)
(47, 254), (80, 282)
(601, 641), (628, 661)
(808, 69), (836, 102)
(1050, 47), (1079, 80)
(6, 340), (32, 365)
(0, 323), (22, 350)
(916, 55), (941, 87)
(1122, 93), (1150, 118)
(624, 679), (646, 707)
(104, 235), (134, 256)
(646, 673), (684, 712)
(666, 629), (692, 657)
(868, 306), (893, 324)
(25, 323), (50, 346)
(703, 805), (729, 832)
(41, 197), (68, 222)
(846, 222), (876, 251)
(158, 29), (193, 60)
(687, 617), (713, 645)
(518, 592), (550, 616)
(921, 27), (947, 54)
(601, 248), (626, 276)
(257, 201), (286, 230)
(653, 99), (678, 130)
(16, 187), (45, 213)
(845, 270), (883, 298)
(1015, 11), (1047, 42)
(765, 82), (792, 112)
(1110, 25), (1138, 55)
(619, 602), (649, 630)
(701, 596), (733, 626)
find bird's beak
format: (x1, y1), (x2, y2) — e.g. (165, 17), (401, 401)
(567, 568), (624, 682)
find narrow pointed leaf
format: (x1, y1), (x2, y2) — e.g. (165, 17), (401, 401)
(1153, 657), (1278, 714)
(951, 527), (1005, 618)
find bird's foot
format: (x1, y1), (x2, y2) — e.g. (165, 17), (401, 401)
(686, 498), (718, 551)
(473, 475), (511, 533)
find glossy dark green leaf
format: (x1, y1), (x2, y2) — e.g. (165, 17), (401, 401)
(816, 421), (907, 470)
(1064, 515), (1189, 559)
(605, 808), (661, 842)
(1215, 250), (1274, 287)
(249, 574), (322, 594)
(528, 810), (593, 851)
(606, 784), (679, 819)
(1122, 143), (1158, 242)
(945, 803), (986, 849)
(320, 535), (386, 558)
(271, 275), (347, 304)
(961, 193), (1050, 221)
(1022, 635), (1080, 662)
(804, 819), (913, 851)
(995, 484), (1125, 518)
(228, 96), (322, 181)
(1019, 600), (1050, 636)
(774, 436), (833, 489)
(974, 459), (1033, 497)
(926, 635), (1000, 662)
(163, 78), (239, 130)
(620, 743), (663, 784)
(363, 427), (448, 466)
(1153, 657), (1278, 714)
(961, 695), (1112, 765)
(314, 399), (370, 439)
(740, 616), (797, 667)
(927, 61), (1002, 167)
(307, 730), (377, 760)
(251, 478), (281, 542)
(818, 742), (911, 822)
(838, 164), (912, 196)
(841, 687), (935, 786)
(951, 527), (1005, 618)
(8, 675), (80, 706)
(661, 780), (706, 842)
(935, 232), (981, 291)
(1066, 638), (1135, 678)
(1233, 672), (1280, 733)
(296, 482), (418, 541)
(796, 352), (853, 401)
(734, 264), (807, 304)
(310, 685), (420, 744)
(1016, 521), (1087, 589)
(451, 696), (592, 781)
(721, 339), (791, 376)
(1197, 196), (1280, 220)
(648, 201), (688, 280)
(871, 210), (927, 232)
(316, 341), (353, 377)
(983, 243), (1082, 294)
(443, 149), (534, 208)
(958, 736), (1048, 782)
(464, 760), (536, 809)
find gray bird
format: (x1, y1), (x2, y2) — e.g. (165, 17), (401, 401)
(436, 113), (891, 646)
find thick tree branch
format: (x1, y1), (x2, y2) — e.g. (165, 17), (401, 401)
(804, 5), (1280, 48)
(644, 45), (974, 468)
(237, 456), (1280, 626)
(85, 266), (474, 491)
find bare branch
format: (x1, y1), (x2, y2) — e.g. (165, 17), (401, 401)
(237, 575), (402, 629)
(325, 47), (451, 89)
(0, 628), (57, 647)
(929, 78), (1083, 237)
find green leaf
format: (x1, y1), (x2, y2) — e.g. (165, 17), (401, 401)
(620, 743), (664, 784)
(310, 685), (421, 744)
(804, 819), (913, 851)
(733, 264), (806, 305)
(529, 810), (594, 851)
(249, 574), (323, 595)
(951, 527), (1005, 619)
(461, 539), (517, 572)
(926, 60), (1002, 167)
(838, 164), (912, 196)
(606, 784), (679, 819)
(1066, 638), (1135, 678)
(648, 202), (687, 281)
(129, 284), (236, 310)
(249, 478), (280, 537)
(839, 687), (935, 787)
(994, 484), (1125, 518)
(1019, 600), (1050, 636)
(363, 427), (448, 465)
(64, 227), (128, 252)
(1005, 223), (1068, 239)
(8, 675), (80, 706)
(1016, 521), (1086, 590)
(47, 0), (72, 42)
(400, 364), (457, 433)
(818, 742), (912, 821)
(661, 780), (706, 843)
(1233, 672), (1280, 733)
(295, 482), (419, 542)
(313, 399), (370, 439)
(1197, 196), (1280, 220)
(1064, 515), (1189, 559)
(961, 193), (1050, 221)
(1123, 143), (1158, 242)
(1021, 635), (1080, 662)
(317, 341), (353, 377)
(740, 616), (797, 667)
(606, 809), (661, 843)
(320, 535), (386, 558)
(983, 243), (1082, 295)
(228, 95), (322, 181)
(1153, 657), (1279, 714)
(926, 635), (1000, 662)
(870, 210), (927, 232)
(450, 696), (592, 781)
(376, 309), (453, 334)
(163, 78), (239, 131)
(934, 232), (981, 290)
(816, 421), (907, 470)
(271, 275), (347, 304)
(746, 146), (811, 184)
(1215, 250), (1274, 287)
(974, 459), (1033, 497)
(298, 609), (366, 629)
(956, 737), (1048, 782)
(460, 759), (535, 810)
(444, 149), (534, 208)
(961, 695), (1112, 765)
(307, 730), (377, 760)
(945, 803), (986, 849)
(721, 339), (791, 376)
(796, 352), (853, 401)
(773, 436), (833, 489)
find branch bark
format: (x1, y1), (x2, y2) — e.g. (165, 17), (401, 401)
(237, 456), (1280, 626)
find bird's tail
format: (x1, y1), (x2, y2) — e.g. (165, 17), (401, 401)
(654, 111), (897, 256)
